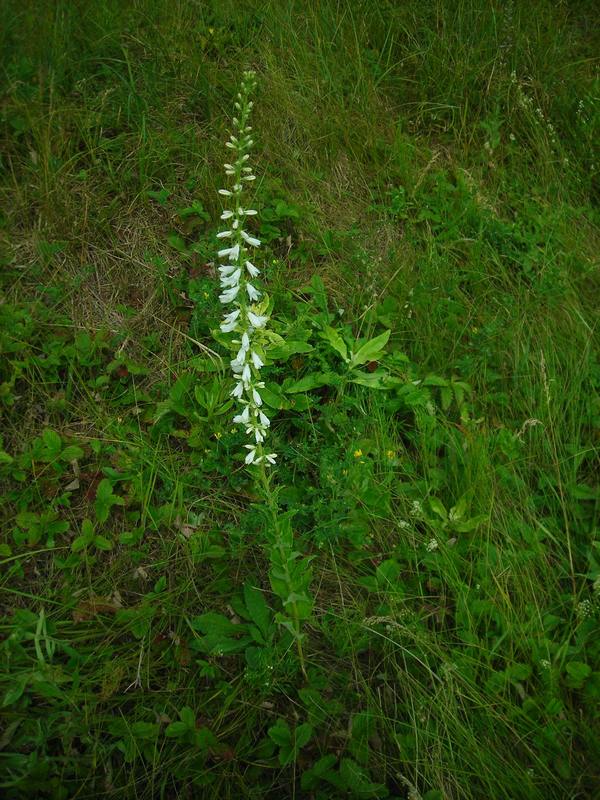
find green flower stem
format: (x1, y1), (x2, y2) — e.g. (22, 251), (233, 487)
(257, 461), (308, 679)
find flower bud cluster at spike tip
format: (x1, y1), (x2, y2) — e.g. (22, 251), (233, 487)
(216, 70), (276, 468)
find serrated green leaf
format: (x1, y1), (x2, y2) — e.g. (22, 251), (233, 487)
(338, 758), (389, 797)
(194, 727), (218, 750)
(131, 722), (159, 739)
(16, 511), (39, 529)
(95, 479), (124, 523)
(423, 374), (448, 387)
(42, 429), (62, 459)
(94, 535), (113, 551)
(71, 535), (89, 553)
(441, 385), (452, 410)
(60, 445), (84, 462)
(179, 706), (196, 728)
(301, 754), (338, 791)
(165, 721), (188, 738)
(453, 382), (465, 406)
(295, 722), (313, 749)
(268, 718), (291, 747)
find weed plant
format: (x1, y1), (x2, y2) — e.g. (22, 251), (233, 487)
(0, 2), (599, 799)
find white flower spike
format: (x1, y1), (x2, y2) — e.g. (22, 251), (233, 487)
(215, 70), (277, 467)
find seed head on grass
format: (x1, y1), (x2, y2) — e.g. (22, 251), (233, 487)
(216, 70), (276, 467)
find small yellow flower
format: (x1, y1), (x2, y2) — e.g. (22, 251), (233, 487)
(353, 449), (363, 458)
(386, 450), (395, 459)
(214, 431), (222, 440)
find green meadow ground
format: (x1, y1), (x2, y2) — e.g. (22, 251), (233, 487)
(1, 1), (599, 798)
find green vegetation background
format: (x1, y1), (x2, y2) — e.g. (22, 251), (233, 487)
(0, 1), (598, 798)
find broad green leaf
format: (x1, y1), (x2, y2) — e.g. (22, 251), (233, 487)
(350, 712), (375, 763)
(147, 188), (170, 205)
(268, 341), (314, 362)
(191, 612), (242, 636)
(349, 370), (398, 389)
(350, 330), (390, 368)
(189, 612), (249, 655)
(449, 498), (467, 522)
(284, 373), (336, 393)
(429, 497), (447, 520)
(569, 484), (598, 500)
(2, 674), (29, 706)
(375, 559), (401, 591)
(307, 274), (328, 312)
(167, 233), (187, 253)
(453, 514), (487, 532)
(566, 661), (592, 688)
(243, 583), (271, 637)
(320, 326), (348, 361)
(260, 382), (291, 409)
(506, 663), (532, 681)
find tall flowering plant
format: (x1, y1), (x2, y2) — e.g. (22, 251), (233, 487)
(214, 71), (312, 677)
(216, 70), (276, 468)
